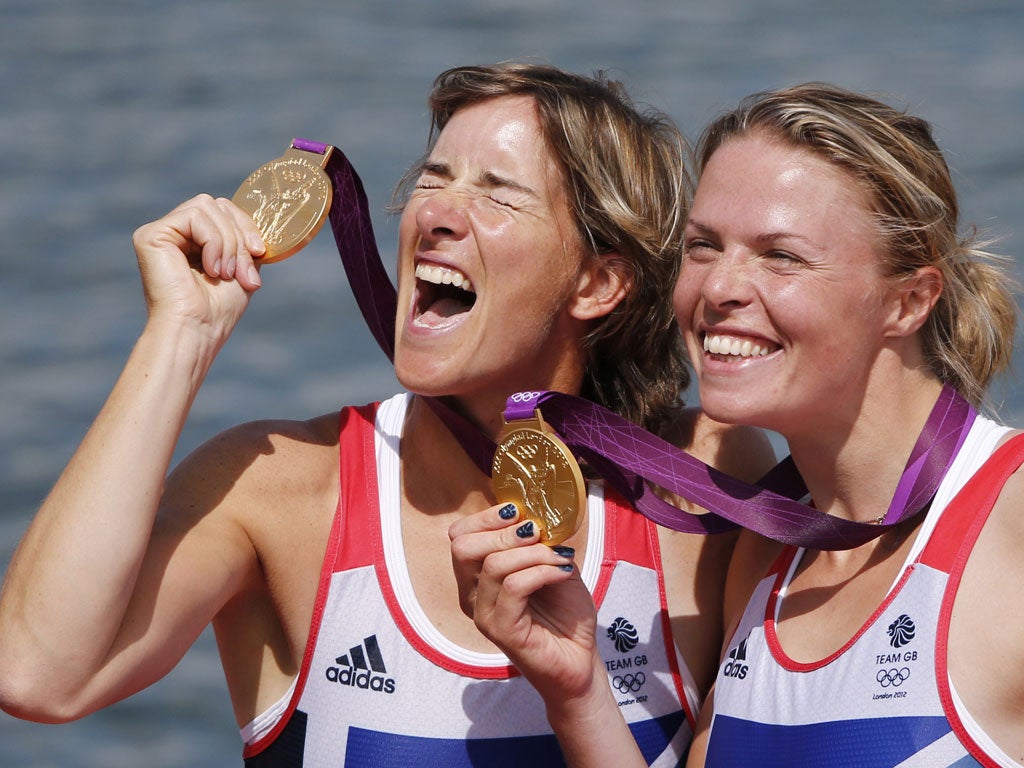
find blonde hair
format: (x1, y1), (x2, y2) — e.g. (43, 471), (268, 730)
(697, 82), (1018, 407)
(395, 62), (693, 435)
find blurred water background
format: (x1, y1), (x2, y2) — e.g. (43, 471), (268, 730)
(1, 0), (1022, 765)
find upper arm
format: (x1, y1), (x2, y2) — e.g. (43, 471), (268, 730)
(83, 424), (271, 709)
(948, 460), (1024, 756)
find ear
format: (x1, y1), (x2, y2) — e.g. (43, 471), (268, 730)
(569, 253), (632, 321)
(884, 265), (943, 337)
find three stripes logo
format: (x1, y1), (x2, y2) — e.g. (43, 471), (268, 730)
(722, 634), (749, 680)
(325, 635), (397, 694)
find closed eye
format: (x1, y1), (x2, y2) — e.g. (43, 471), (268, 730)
(683, 238), (719, 262)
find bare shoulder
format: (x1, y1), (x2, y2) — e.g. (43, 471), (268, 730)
(158, 411), (343, 536)
(717, 529), (783, 645)
(671, 407), (777, 482)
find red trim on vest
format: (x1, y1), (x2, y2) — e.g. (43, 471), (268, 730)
(920, 433), (1024, 572)
(243, 405), (371, 759)
(933, 433), (1024, 767)
(764, 561), (917, 673)
(334, 404), (379, 571)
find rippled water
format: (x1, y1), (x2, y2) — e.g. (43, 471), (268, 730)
(2, 1), (1022, 764)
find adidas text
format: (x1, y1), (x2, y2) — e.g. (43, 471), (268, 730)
(325, 666), (396, 693)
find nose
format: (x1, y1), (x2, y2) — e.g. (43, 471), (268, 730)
(691, 250), (755, 311)
(413, 189), (470, 244)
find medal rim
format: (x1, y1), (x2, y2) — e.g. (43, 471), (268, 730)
(491, 415), (586, 546)
(231, 152), (333, 263)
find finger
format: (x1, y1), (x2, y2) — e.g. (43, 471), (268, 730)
(161, 195), (258, 286)
(454, 517), (547, 571)
(190, 205), (235, 278)
(477, 556), (579, 641)
(448, 502), (521, 542)
(474, 544), (576, 613)
(217, 197), (265, 290)
(450, 504), (527, 617)
(146, 195), (236, 279)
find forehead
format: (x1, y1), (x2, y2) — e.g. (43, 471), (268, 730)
(431, 96), (558, 174)
(694, 133), (875, 232)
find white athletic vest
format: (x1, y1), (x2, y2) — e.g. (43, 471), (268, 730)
(242, 393), (697, 766)
(706, 416), (1021, 767)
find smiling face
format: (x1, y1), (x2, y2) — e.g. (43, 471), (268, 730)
(393, 95), (595, 421)
(674, 132), (898, 438)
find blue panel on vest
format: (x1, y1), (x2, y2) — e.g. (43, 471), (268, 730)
(705, 714), (953, 767)
(343, 711), (685, 767)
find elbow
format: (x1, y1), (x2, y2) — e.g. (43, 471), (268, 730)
(0, 658), (92, 724)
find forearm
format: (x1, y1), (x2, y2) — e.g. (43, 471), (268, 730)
(546, 656), (647, 768)
(0, 320), (216, 697)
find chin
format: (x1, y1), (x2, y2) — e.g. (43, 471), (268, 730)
(698, 392), (770, 429)
(396, 369), (450, 398)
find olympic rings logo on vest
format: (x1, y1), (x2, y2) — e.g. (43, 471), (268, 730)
(612, 672), (646, 694)
(875, 667), (911, 688)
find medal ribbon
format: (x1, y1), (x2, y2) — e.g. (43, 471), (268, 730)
(299, 138), (978, 550)
(502, 388), (975, 548)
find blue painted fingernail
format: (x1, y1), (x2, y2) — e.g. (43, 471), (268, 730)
(515, 521), (535, 538)
(558, 564), (574, 572)
(552, 546), (575, 558)
(498, 503), (517, 520)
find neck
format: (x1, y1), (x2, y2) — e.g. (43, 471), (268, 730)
(400, 395), (495, 518)
(786, 376), (947, 525)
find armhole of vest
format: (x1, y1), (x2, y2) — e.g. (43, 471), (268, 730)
(242, 404), (374, 759)
(604, 488), (696, 727)
(758, 546), (799, 651)
(933, 432), (1024, 763)
(592, 489), (655, 607)
(716, 544), (796, 662)
(921, 432), (1024, 572)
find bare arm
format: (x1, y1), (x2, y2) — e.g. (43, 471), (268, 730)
(949, 460), (1024, 760)
(0, 196), (265, 721)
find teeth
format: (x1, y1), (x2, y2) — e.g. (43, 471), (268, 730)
(415, 262), (474, 293)
(703, 334), (771, 358)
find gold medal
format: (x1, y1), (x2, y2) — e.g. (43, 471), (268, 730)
(491, 408), (586, 546)
(232, 141), (333, 263)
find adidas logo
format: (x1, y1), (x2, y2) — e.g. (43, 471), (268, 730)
(325, 634), (397, 694)
(723, 636), (749, 680)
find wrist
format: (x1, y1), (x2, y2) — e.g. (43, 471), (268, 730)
(138, 316), (224, 391)
(542, 652), (614, 730)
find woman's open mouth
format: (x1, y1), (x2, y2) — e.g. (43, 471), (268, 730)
(412, 262), (477, 328)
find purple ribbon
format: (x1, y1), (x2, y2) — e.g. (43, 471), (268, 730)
(503, 388), (975, 548)
(306, 139), (977, 550)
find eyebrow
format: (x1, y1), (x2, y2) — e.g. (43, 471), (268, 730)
(421, 161), (540, 199)
(685, 218), (820, 248)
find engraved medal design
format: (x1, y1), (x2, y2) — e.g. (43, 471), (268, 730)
(232, 142), (333, 263)
(491, 409), (586, 546)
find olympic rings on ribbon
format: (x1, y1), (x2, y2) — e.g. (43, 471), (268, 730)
(509, 391), (543, 404)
